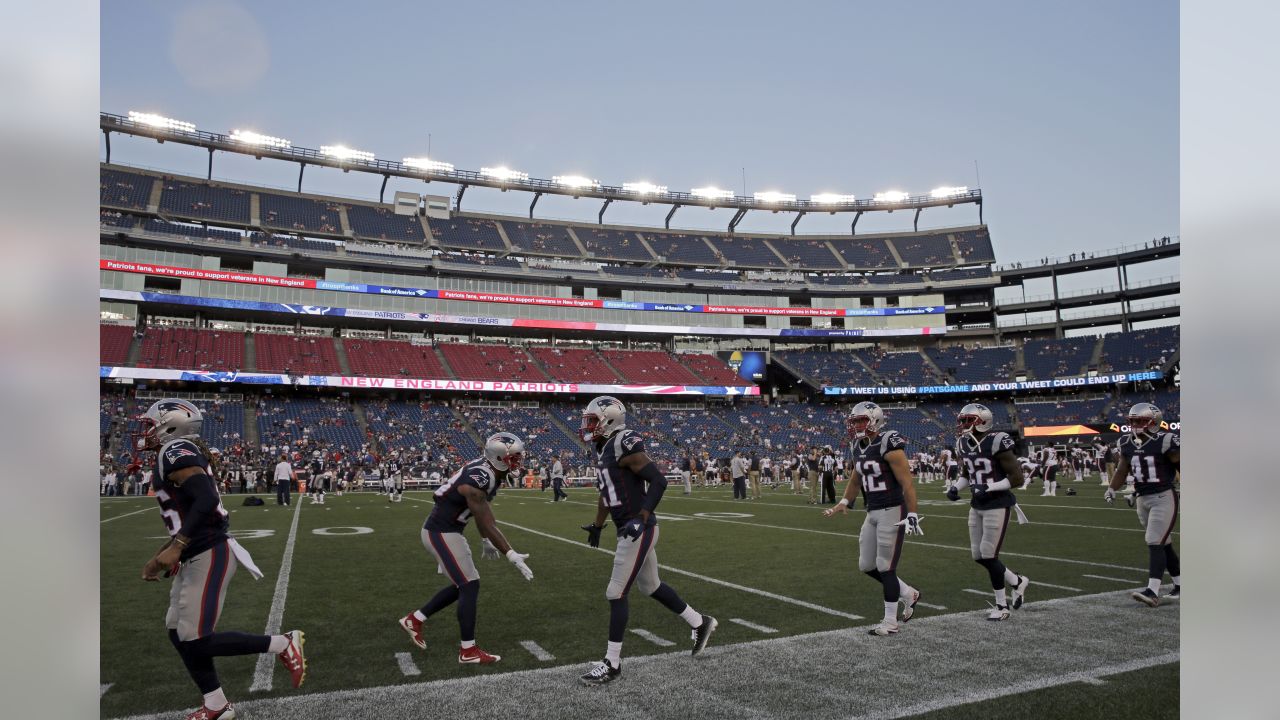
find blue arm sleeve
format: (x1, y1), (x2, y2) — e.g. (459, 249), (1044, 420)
(637, 462), (668, 514)
(177, 473), (219, 538)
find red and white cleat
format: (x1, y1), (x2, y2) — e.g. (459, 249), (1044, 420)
(278, 629), (307, 688)
(458, 645), (501, 664)
(398, 614), (426, 650)
(186, 703), (236, 719)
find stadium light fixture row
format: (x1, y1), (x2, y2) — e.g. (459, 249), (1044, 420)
(480, 166), (529, 182)
(321, 145), (376, 163)
(753, 191), (797, 204)
(929, 185), (969, 198)
(873, 190), (911, 203)
(622, 181), (668, 195)
(552, 175), (600, 189)
(810, 193), (857, 205)
(691, 186), (735, 201)
(127, 111), (196, 133)
(403, 156), (455, 173)
(229, 129), (292, 149)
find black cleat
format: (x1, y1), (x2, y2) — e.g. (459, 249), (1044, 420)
(1165, 586), (1180, 600)
(580, 659), (621, 685)
(1131, 588), (1160, 607)
(691, 615), (718, 656)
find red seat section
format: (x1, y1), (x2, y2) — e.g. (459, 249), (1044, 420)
(439, 344), (549, 382)
(527, 347), (619, 383)
(601, 349), (702, 385)
(344, 338), (451, 378)
(253, 333), (340, 375)
(136, 327), (244, 371)
(100, 324), (134, 365)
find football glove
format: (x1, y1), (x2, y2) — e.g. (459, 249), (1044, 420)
(620, 517), (645, 541)
(125, 462), (142, 476)
(581, 523), (603, 548)
(505, 549), (534, 581)
(896, 512), (923, 536)
(1104, 488), (1116, 505)
(972, 484), (988, 499)
(480, 537), (500, 560)
(945, 485), (961, 502)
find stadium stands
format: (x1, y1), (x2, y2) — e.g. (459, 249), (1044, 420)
(890, 234), (955, 266)
(257, 396), (364, 450)
(197, 398), (245, 449)
(100, 168), (153, 210)
(930, 267), (993, 283)
(502, 221), (581, 256)
(347, 205), (425, 243)
(1099, 325), (1178, 373)
(857, 349), (942, 384)
(645, 233), (721, 265)
(714, 236), (787, 268)
(427, 217), (506, 251)
(601, 349), (702, 385)
(252, 333), (342, 375)
(831, 238), (896, 269)
(776, 349), (878, 386)
(437, 253), (523, 269)
(363, 398), (478, 462)
(1114, 386), (1181, 421)
(100, 210), (139, 230)
(771, 238), (843, 269)
(575, 226), (653, 262)
(527, 346), (620, 383)
(600, 265), (674, 279)
(159, 179), (250, 224)
(953, 228), (996, 263)
(100, 324), (134, 365)
(259, 193), (343, 235)
(136, 326), (244, 371)
(440, 344), (548, 382)
(925, 344), (1017, 383)
(1022, 336), (1098, 378)
(679, 353), (744, 385)
(1014, 396), (1112, 426)
(460, 405), (581, 460)
(343, 338), (451, 378)
(145, 218), (243, 244)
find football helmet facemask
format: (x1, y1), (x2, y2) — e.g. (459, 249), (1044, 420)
(133, 398), (203, 451)
(484, 432), (525, 473)
(847, 401), (886, 441)
(1126, 403), (1163, 438)
(581, 396), (626, 442)
(956, 403), (995, 439)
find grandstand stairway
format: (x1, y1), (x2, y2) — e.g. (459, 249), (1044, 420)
(1014, 344), (1026, 377)
(772, 355), (822, 390)
(333, 337), (353, 375)
(249, 193), (262, 227)
(337, 205), (353, 237)
(918, 351), (946, 381)
(824, 241), (850, 269)
(146, 178), (162, 214)
(448, 405), (486, 450)
(762, 240), (793, 268)
(124, 332), (143, 367)
(244, 402), (260, 449)
(884, 239), (907, 268)
(350, 402), (371, 446)
(544, 408), (590, 453)
(492, 222), (516, 253)
(1088, 337), (1106, 371)
(598, 352), (631, 382)
(432, 346), (458, 379)
(418, 215), (435, 244)
(562, 227), (590, 257)
(634, 234), (661, 262)
(946, 234), (964, 264)
(244, 334), (257, 372)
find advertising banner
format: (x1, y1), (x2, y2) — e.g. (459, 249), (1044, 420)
(822, 371), (1164, 396)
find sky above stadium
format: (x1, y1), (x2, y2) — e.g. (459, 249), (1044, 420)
(100, 0), (1178, 290)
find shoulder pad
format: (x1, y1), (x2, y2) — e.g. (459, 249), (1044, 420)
(1162, 432), (1179, 454)
(881, 431), (906, 454)
(616, 430), (645, 456)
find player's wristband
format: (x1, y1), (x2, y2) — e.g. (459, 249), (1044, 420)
(505, 549), (522, 562)
(172, 536), (190, 547)
(836, 498), (849, 507)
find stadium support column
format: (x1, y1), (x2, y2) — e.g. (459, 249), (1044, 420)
(665, 204), (682, 230)
(977, 197), (984, 225)
(1051, 268), (1063, 338)
(207, 148), (214, 180)
(851, 211), (863, 235)
(530, 192), (542, 219)
(728, 208), (747, 233)
(455, 184), (467, 211)
(103, 129), (111, 164)
(913, 208), (922, 232)
(1119, 261), (1131, 331)
(598, 198), (612, 225)
(791, 211), (806, 235)
(379, 174), (389, 203)
(297, 163), (306, 193)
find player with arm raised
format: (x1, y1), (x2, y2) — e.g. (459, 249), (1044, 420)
(577, 396), (717, 685)
(135, 400), (306, 720)
(398, 433), (533, 664)
(948, 404), (1031, 621)
(1105, 403), (1181, 606)
(824, 402), (924, 636)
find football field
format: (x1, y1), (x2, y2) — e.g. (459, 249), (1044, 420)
(100, 479), (1178, 719)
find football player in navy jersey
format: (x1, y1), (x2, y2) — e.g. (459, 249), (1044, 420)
(947, 404), (1031, 621)
(398, 432), (534, 664)
(824, 401), (924, 636)
(135, 399), (306, 720)
(577, 396), (717, 685)
(1106, 403), (1181, 606)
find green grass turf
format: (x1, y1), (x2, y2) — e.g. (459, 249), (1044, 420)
(100, 477), (1177, 718)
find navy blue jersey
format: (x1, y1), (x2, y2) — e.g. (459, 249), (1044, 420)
(424, 457), (503, 533)
(1118, 432), (1179, 496)
(594, 429), (655, 528)
(153, 438), (229, 561)
(848, 431), (908, 511)
(955, 431), (1018, 511)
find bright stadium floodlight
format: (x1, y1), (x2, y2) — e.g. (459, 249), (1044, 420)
(810, 192), (857, 205)
(623, 181), (668, 195)
(403, 156), (455, 173)
(691, 186), (735, 201)
(229, 129), (291, 149)
(127, 111), (196, 133)
(929, 185), (968, 198)
(321, 145), (376, 163)
(552, 175), (600, 189)
(874, 190), (911, 203)
(480, 166), (529, 182)
(753, 191), (797, 204)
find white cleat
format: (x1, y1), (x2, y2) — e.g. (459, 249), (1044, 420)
(987, 605), (1010, 621)
(868, 621), (900, 636)
(1011, 575), (1030, 610)
(900, 587), (921, 622)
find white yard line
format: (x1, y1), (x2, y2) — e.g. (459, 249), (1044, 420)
(728, 618), (779, 634)
(1083, 574), (1145, 584)
(100, 683), (113, 698)
(100, 507), (151, 523)
(249, 500), (303, 693)
(519, 641), (556, 661)
(394, 653), (421, 677)
(1032, 580), (1083, 592)
(914, 601), (948, 610)
(630, 628), (676, 647)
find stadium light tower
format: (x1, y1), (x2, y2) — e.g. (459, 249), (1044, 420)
(403, 156), (455, 173)
(321, 145), (376, 164)
(480, 166), (529, 184)
(127, 111), (196, 133)
(228, 129), (291, 149)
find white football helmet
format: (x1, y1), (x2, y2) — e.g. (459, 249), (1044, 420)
(581, 396), (627, 442)
(847, 401), (886, 441)
(1126, 403), (1163, 438)
(484, 432), (525, 472)
(134, 398), (203, 451)
(956, 403), (995, 438)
